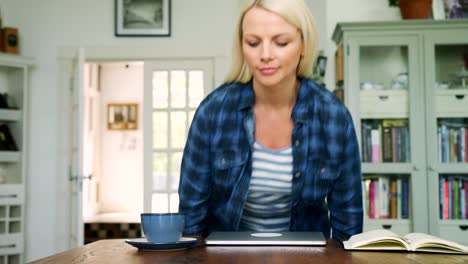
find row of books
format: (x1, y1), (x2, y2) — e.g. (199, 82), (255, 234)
(363, 175), (410, 219)
(361, 119), (411, 163)
(437, 123), (468, 163)
(439, 176), (468, 220)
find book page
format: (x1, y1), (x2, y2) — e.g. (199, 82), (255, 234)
(404, 233), (468, 254)
(344, 229), (409, 250)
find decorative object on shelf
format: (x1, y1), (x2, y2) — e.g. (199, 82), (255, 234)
(433, 0), (446, 19)
(0, 93), (18, 109)
(390, 0), (433, 19)
(115, 0), (171, 37)
(313, 50), (327, 85)
(0, 93), (7, 108)
(107, 103), (138, 130)
(0, 27), (19, 54)
(444, 0), (468, 19)
(0, 124), (18, 151)
(333, 88), (344, 102)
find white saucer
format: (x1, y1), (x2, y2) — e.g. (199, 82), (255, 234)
(125, 237), (199, 251)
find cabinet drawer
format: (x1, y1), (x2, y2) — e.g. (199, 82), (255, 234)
(364, 221), (411, 236)
(0, 185), (24, 204)
(439, 224), (468, 245)
(360, 90), (408, 118)
(435, 90), (468, 117)
(0, 234), (22, 255)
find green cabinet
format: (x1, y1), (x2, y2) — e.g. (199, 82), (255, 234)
(333, 20), (468, 244)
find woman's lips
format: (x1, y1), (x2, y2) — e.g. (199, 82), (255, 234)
(259, 67), (278, 75)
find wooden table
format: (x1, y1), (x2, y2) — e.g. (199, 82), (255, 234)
(30, 239), (468, 264)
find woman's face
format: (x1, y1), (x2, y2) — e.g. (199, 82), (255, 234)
(241, 7), (303, 89)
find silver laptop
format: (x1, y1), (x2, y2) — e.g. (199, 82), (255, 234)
(205, 231), (326, 245)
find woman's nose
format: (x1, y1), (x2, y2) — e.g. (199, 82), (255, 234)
(260, 44), (273, 62)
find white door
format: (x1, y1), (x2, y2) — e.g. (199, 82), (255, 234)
(69, 48), (97, 247)
(82, 63), (101, 219)
(143, 60), (213, 214)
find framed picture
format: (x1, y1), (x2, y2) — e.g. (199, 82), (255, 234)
(443, 0), (468, 19)
(115, 0), (171, 37)
(107, 103), (138, 130)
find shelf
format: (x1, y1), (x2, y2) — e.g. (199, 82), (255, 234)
(0, 109), (21, 122)
(0, 54), (33, 68)
(362, 163), (413, 174)
(435, 163), (468, 173)
(0, 152), (21, 163)
(0, 53), (30, 263)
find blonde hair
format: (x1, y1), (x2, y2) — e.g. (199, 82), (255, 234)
(224, 0), (319, 83)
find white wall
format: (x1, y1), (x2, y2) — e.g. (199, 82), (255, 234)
(0, 0), (399, 261)
(0, 0), (238, 261)
(99, 62), (144, 214)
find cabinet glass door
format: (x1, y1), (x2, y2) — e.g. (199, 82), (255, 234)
(425, 30), (468, 245)
(347, 35), (426, 235)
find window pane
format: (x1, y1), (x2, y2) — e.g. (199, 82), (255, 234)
(153, 71), (168, 108)
(170, 152), (183, 191)
(188, 111), (195, 128)
(152, 193), (169, 213)
(169, 193), (179, 213)
(153, 153), (168, 191)
(170, 71), (186, 108)
(171, 112), (187, 148)
(189, 71), (204, 107)
(153, 112), (168, 149)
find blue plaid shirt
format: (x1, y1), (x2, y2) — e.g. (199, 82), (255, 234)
(179, 79), (363, 240)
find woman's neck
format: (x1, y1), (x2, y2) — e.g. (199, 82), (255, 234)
(253, 77), (300, 111)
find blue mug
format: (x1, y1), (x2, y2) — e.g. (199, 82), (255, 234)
(141, 213), (185, 243)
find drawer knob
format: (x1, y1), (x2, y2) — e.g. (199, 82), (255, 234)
(455, 95), (465, 100)
(378, 95), (389, 101)
(382, 224), (392, 229)
(460, 225), (468, 231)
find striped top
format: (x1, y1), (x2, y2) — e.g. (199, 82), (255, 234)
(239, 141), (293, 232)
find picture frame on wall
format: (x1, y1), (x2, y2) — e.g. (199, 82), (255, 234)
(115, 0), (171, 37)
(107, 103), (138, 130)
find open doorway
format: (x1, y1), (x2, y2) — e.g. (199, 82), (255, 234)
(75, 59), (214, 244)
(82, 61), (144, 244)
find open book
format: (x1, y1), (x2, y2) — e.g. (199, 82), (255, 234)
(343, 229), (468, 254)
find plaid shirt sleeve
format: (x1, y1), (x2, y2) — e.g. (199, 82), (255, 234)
(178, 100), (213, 236)
(327, 110), (363, 240)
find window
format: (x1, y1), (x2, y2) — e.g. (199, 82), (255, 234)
(144, 60), (213, 213)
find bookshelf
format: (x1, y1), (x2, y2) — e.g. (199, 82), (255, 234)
(424, 27), (468, 246)
(0, 53), (33, 264)
(333, 20), (468, 244)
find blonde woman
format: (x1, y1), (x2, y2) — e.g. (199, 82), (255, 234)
(179, 0), (362, 240)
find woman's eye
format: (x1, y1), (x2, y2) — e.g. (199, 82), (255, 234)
(247, 42), (259, 47)
(276, 42), (288, 47)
